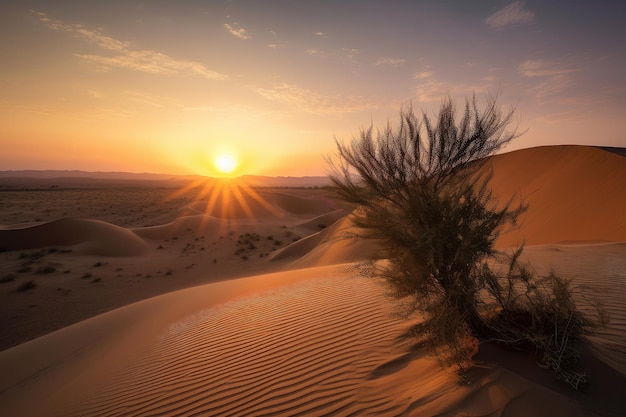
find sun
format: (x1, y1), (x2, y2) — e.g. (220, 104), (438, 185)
(214, 154), (238, 175)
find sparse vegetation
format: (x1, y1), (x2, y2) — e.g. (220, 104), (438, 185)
(16, 280), (37, 292)
(328, 94), (603, 388)
(1, 274), (17, 283)
(37, 264), (57, 274)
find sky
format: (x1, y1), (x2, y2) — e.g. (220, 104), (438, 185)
(1, 1), (625, 177)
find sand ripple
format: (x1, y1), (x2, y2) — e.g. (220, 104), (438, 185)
(66, 276), (407, 416)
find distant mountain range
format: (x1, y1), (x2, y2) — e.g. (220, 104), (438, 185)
(0, 170), (330, 188)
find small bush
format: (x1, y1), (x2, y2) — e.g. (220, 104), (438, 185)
(1, 274), (17, 283)
(17, 280), (36, 292)
(37, 264), (57, 274)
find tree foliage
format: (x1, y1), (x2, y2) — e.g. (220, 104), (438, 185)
(328, 94), (602, 388)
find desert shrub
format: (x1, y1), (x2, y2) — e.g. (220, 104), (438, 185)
(478, 250), (605, 389)
(37, 264), (57, 274)
(16, 280), (36, 292)
(328, 94), (600, 388)
(1, 274), (17, 283)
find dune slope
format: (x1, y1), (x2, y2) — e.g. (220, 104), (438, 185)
(1, 261), (607, 417)
(0, 218), (149, 256)
(489, 145), (626, 248)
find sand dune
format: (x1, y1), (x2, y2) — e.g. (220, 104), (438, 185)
(296, 208), (348, 230)
(0, 218), (149, 256)
(489, 145), (626, 248)
(271, 215), (381, 269)
(1, 262), (605, 417)
(0, 145), (625, 416)
(272, 145), (626, 266)
(3, 247), (622, 416)
(133, 214), (223, 240)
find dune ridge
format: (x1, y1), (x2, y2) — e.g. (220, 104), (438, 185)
(0, 218), (148, 256)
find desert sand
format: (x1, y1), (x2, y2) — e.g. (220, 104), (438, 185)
(0, 145), (625, 416)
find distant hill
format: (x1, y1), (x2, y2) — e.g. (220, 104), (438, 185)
(0, 170), (330, 189)
(240, 175), (329, 188)
(0, 170), (199, 181)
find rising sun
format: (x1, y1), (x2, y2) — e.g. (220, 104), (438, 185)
(214, 154), (238, 175)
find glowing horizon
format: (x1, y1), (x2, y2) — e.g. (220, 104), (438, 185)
(1, 2), (625, 176)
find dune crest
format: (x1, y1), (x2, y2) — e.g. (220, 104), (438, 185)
(271, 215), (380, 268)
(0, 218), (148, 256)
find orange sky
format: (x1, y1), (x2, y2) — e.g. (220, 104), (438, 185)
(1, 1), (625, 176)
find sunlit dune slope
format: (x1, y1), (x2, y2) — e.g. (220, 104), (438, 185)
(0, 263), (603, 417)
(296, 208), (348, 231)
(489, 145), (626, 248)
(0, 218), (148, 256)
(271, 215), (381, 268)
(274, 145), (626, 266)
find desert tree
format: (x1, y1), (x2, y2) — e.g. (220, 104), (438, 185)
(327, 94), (603, 387)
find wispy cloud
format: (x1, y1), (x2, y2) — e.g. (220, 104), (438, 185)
(315, 31), (327, 38)
(485, 1), (534, 29)
(306, 49), (323, 56)
(413, 71), (433, 79)
(341, 48), (359, 60)
(374, 57), (406, 67)
(35, 11), (228, 80)
(415, 79), (487, 102)
(254, 82), (374, 114)
(518, 59), (579, 99)
(224, 22), (251, 40)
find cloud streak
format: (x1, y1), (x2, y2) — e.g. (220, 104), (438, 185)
(35, 11), (228, 80)
(374, 57), (405, 67)
(415, 78), (488, 102)
(518, 59), (579, 99)
(224, 23), (251, 40)
(485, 1), (534, 29)
(254, 83), (374, 114)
